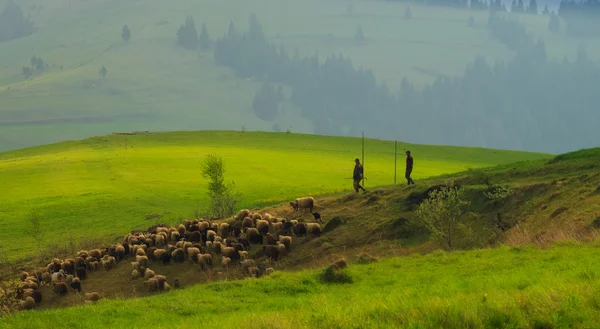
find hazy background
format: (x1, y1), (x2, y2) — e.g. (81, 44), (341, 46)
(0, 0), (598, 154)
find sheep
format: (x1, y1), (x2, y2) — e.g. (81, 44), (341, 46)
(101, 259), (114, 271)
(155, 235), (166, 247)
(263, 213), (273, 222)
(235, 209), (250, 221)
(175, 241), (184, 249)
(312, 212), (323, 223)
(136, 255), (149, 268)
(265, 268), (274, 275)
(221, 247), (239, 260)
(163, 283), (171, 292)
(205, 241), (213, 250)
(240, 259), (255, 271)
(242, 217), (253, 229)
(84, 292), (101, 302)
(89, 249), (102, 259)
(219, 223), (230, 237)
(262, 245), (279, 261)
(20, 296), (35, 310)
(247, 266), (259, 277)
(278, 236), (293, 251)
(144, 278), (159, 292)
(155, 275), (168, 290)
(65, 275), (73, 286)
(53, 282), (68, 296)
(206, 230), (216, 242)
(131, 270), (142, 280)
(290, 197), (315, 212)
(197, 254), (213, 270)
(306, 223), (322, 236)
(170, 231), (181, 242)
(41, 272), (51, 285)
(276, 243), (286, 257)
(256, 220), (270, 235)
(252, 213), (263, 221)
(23, 289), (42, 304)
(213, 241), (222, 254)
(246, 228), (263, 245)
(144, 268), (156, 279)
(171, 248), (185, 263)
(266, 233), (278, 245)
(270, 222), (283, 233)
(154, 249), (171, 266)
(187, 247), (201, 263)
(293, 223), (307, 237)
(174, 279), (180, 289)
(221, 257), (231, 269)
(51, 270), (65, 284)
(238, 250), (249, 260)
(131, 262), (141, 271)
(19, 271), (30, 281)
(177, 224), (186, 237)
(70, 277), (81, 293)
(135, 248), (146, 257)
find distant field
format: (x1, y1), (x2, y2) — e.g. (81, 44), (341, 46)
(0, 131), (549, 260)
(1, 0), (597, 152)
(3, 242), (600, 328)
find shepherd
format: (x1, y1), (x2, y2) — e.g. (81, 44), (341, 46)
(405, 151), (415, 185)
(353, 158), (366, 193)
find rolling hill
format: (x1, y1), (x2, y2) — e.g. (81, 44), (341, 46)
(0, 130), (548, 263)
(1, 0), (598, 152)
(0, 141), (598, 328)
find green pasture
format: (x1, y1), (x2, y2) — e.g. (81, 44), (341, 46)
(2, 242), (600, 328)
(0, 131), (548, 261)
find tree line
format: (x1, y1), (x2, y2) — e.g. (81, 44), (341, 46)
(557, 0), (600, 37)
(0, 1), (34, 42)
(210, 14), (599, 153)
(387, 0), (549, 14)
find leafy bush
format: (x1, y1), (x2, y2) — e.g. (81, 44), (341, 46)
(201, 154), (241, 218)
(0, 279), (22, 315)
(319, 266), (353, 284)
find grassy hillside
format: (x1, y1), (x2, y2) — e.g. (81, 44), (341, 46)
(0, 131), (548, 262)
(3, 243), (600, 329)
(1, 0), (597, 152)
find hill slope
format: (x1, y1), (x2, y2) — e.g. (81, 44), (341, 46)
(0, 131), (548, 262)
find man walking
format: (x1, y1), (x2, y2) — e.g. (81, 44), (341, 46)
(405, 151), (415, 185)
(353, 158), (366, 193)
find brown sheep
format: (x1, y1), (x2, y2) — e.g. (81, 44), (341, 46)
(256, 220), (270, 235)
(276, 243), (286, 257)
(238, 250), (249, 260)
(219, 223), (230, 237)
(306, 223), (322, 236)
(293, 223), (307, 237)
(213, 241), (222, 254)
(266, 233), (278, 245)
(221, 247), (239, 260)
(19, 271), (30, 281)
(289, 197), (315, 212)
(207, 230), (216, 242)
(270, 222), (283, 233)
(170, 231), (181, 242)
(221, 257), (231, 269)
(143, 278), (159, 292)
(242, 217), (253, 229)
(135, 248), (146, 257)
(265, 267), (274, 275)
(278, 236), (293, 251)
(53, 282), (68, 296)
(172, 248), (185, 263)
(136, 255), (149, 268)
(262, 245), (280, 261)
(247, 266), (259, 277)
(235, 209), (250, 220)
(21, 296), (35, 310)
(84, 292), (101, 302)
(240, 259), (255, 271)
(187, 247), (201, 263)
(144, 268), (156, 279)
(197, 254), (213, 270)
(199, 222), (210, 233)
(131, 270), (142, 280)
(252, 213), (262, 221)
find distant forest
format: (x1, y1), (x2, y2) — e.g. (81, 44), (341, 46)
(206, 13), (599, 153)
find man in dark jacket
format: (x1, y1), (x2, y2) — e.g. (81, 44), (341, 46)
(405, 151), (415, 185)
(353, 158), (366, 193)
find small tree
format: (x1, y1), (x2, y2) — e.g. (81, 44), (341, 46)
(542, 4), (550, 15)
(526, 0), (538, 14)
(99, 65), (108, 79)
(415, 184), (471, 250)
(122, 24), (131, 42)
(24, 210), (45, 256)
(404, 6), (412, 19)
(201, 154), (241, 218)
(354, 24), (365, 45)
(199, 22), (210, 51)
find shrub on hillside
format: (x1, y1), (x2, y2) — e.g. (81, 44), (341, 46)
(414, 184), (472, 250)
(0, 1), (34, 42)
(201, 154), (241, 218)
(0, 279), (22, 315)
(357, 252), (378, 264)
(319, 259), (353, 284)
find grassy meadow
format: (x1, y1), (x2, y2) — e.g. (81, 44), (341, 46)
(0, 131), (549, 261)
(1, 0), (598, 152)
(2, 242), (600, 328)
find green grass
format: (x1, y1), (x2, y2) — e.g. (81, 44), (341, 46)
(0, 131), (549, 261)
(3, 242), (600, 328)
(1, 0), (597, 152)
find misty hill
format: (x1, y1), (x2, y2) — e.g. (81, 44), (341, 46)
(1, 0), (599, 154)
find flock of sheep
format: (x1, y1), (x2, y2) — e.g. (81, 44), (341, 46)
(14, 197), (321, 311)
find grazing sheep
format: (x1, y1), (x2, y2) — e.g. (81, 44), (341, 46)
(187, 247), (201, 263)
(221, 247), (239, 260)
(290, 197), (315, 212)
(246, 228), (263, 245)
(270, 222), (283, 233)
(131, 270), (142, 280)
(174, 279), (180, 289)
(242, 217), (253, 229)
(262, 245), (280, 261)
(135, 248), (146, 257)
(53, 282), (68, 296)
(89, 249), (102, 259)
(312, 212), (323, 223)
(252, 213), (262, 221)
(101, 259), (113, 271)
(221, 257), (231, 269)
(247, 266), (259, 277)
(266, 233), (278, 246)
(154, 275), (168, 290)
(276, 243), (286, 257)
(219, 223), (230, 237)
(256, 220), (270, 235)
(278, 236), (292, 251)
(240, 259), (255, 271)
(21, 296), (35, 310)
(171, 248), (185, 263)
(131, 262), (141, 271)
(207, 230), (216, 242)
(198, 222), (210, 233)
(235, 209), (250, 221)
(306, 223), (322, 236)
(24, 289), (42, 304)
(41, 272), (51, 285)
(163, 283), (171, 292)
(205, 241), (213, 250)
(144, 269), (156, 279)
(51, 271), (65, 284)
(177, 224), (186, 237)
(197, 254), (213, 270)
(70, 277), (81, 293)
(84, 292), (101, 302)
(263, 213), (273, 222)
(213, 241), (222, 254)
(155, 235), (166, 247)
(238, 250), (249, 260)
(175, 241), (184, 249)
(293, 223), (307, 237)
(265, 268), (274, 275)
(136, 255), (149, 268)
(170, 231), (181, 242)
